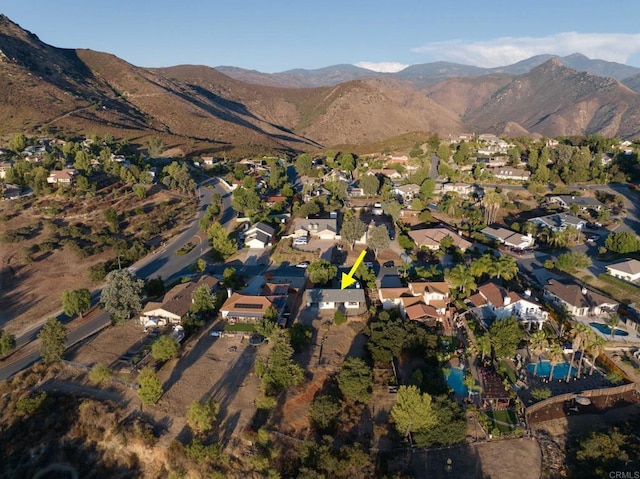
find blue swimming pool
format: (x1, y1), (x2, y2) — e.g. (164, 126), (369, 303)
(589, 322), (629, 337)
(528, 360), (577, 379)
(443, 367), (468, 396)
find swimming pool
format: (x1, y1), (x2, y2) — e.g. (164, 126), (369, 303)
(589, 322), (629, 337)
(443, 367), (468, 396)
(528, 360), (577, 379)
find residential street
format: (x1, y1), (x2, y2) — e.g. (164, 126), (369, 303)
(0, 177), (234, 381)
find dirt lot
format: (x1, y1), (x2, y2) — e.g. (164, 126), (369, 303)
(152, 327), (264, 448)
(68, 321), (146, 367)
(0, 185), (196, 336)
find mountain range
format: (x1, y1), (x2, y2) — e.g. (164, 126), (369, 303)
(2, 14), (640, 155)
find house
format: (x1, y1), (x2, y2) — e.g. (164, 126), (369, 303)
(543, 279), (618, 317)
(606, 259), (640, 283)
(547, 195), (604, 211)
(304, 288), (366, 315)
(527, 213), (586, 232)
(244, 222), (275, 249)
(0, 159), (13, 180)
(477, 156), (508, 168)
(220, 293), (283, 323)
(140, 276), (219, 326)
(481, 226), (535, 250)
(368, 169), (404, 181)
(293, 218), (338, 240)
(266, 195), (287, 207)
(438, 182), (479, 197)
(393, 184), (420, 202)
(488, 167), (530, 181)
(467, 282), (548, 331)
(408, 227), (472, 251)
(47, 168), (77, 185)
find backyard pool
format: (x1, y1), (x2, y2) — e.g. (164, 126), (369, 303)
(589, 322), (629, 337)
(443, 367), (468, 396)
(528, 360), (577, 380)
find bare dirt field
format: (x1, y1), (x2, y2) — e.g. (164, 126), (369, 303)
(151, 327), (264, 449)
(404, 437), (542, 479)
(0, 186), (196, 336)
(68, 321), (145, 367)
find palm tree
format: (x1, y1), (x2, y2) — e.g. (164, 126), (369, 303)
(586, 334), (606, 375)
(574, 323), (594, 379)
(481, 189), (504, 225)
(522, 221), (538, 236)
(547, 343), (564, 382)
(470, 254), (493, 279)
(476, 334), (491, 363)
(565, 324), (581, 383)
(446, 265), (477, 299)
(491, 256), (519, 282)
(463, 374), (477, 402)
(529, 330), (548, 377)
(605, 313), (621, 341)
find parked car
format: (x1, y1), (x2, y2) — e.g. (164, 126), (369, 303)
(383, 260), (394, 267)
(210, 330), (223, 337)
(296, 261), (310, 268)
(293, 236), (308, 245)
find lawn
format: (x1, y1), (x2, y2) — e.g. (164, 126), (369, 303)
(485, 409), (518, 433)
(223, 323), (256, 332)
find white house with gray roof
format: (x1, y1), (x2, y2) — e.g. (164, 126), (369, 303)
(244, 222), (275, 249)
(294, 218), (338, 240)
(547, 195), (604, 211)
(527, 213), (586, 232)
(481, 226), (535, 250)
(304, 288), (366, 315)
(606, 259), (640, 283)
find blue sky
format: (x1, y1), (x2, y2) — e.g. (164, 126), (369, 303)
(3, 0), (640, 72)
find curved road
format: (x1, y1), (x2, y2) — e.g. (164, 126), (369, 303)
(0, 178), (235, 381)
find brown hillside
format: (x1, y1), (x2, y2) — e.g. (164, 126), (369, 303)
(464, 59), (640, 138)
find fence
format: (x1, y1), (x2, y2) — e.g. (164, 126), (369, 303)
(525, 382), (640, 419)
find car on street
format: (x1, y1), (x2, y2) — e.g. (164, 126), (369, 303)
(210, 330), (223, 337)
(296, 261), (310, 268)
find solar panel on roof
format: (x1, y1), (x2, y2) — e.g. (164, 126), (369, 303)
(234, 303), (263, 310)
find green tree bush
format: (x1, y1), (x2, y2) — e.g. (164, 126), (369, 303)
(338, 357), (373, 403)
(151, 336), (180, 361)
(137, 366), (163, 405)
(38, 317), (67, 364)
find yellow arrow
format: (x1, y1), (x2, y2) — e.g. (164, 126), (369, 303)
(341, 249), (367, 289)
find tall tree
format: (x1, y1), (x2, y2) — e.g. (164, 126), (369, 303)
(338, 357), (373, 403)
(360, 174), (380, 196)
(446, 265), (476, 299)
(340, 217), (367, 250)
(100, 269), (144, 322)
(529, 330), (548, 377)
(137, 366), (163, 405)
(482, 189), (504, 225)
(489, 256), (518, 282)
(61, 289), (91, 318)
(191, 284), (216, 314)
(0, 329), (16, 356)
(207, 222), (237, 260)
(367, 225), (390, 258)
(475, 334), (491, 362)
(604, 313), (621, 340)
(307, 260), (338, 286)
(547, 343), (564, 382)
(586, 334), (606, 375)
(262, 330), (303, 395)
(9, 133), (26, 153)
(38, 317), (67, 364)
(186, 399), (219, 434)
(151, 335), (180, 361)
(391, 385), (437, 438)
(489, 316), (522, 359)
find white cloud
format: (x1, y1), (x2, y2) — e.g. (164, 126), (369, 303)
(411, 32), (640, 67)
(354, 61), (410, 73)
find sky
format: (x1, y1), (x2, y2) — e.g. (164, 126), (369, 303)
(3, 0), (640, 73)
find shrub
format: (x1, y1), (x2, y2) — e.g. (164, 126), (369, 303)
(334, 310), (347, 325)
(530, 387), (552, 401)
(16, 392), (48, 415)
(88, 364), (112, 385)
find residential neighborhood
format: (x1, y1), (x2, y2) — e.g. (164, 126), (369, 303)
(2, 131), (640, 479)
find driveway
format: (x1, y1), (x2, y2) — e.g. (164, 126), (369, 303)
(242, 248), (271, 266)
(294, 239), (335, 261)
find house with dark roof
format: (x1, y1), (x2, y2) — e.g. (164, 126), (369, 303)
(606, 258), (640, 283)
(466, 282), (548, 330)
(244, 222), (275, 249)
(543, 279), (618, 317)
(547, 195), (605, 211)
(304, 288), (366, 315)
(140, 275), (219, 326)
(220, 293), (284, 323)
(527, 212), (586, 232)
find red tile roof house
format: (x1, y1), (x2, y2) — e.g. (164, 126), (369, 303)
(46, 168), (77, 185)
(466, 282), (549, 331)
(378, 279), (452, 325)
(220, 293), (286, 324)
(543, 279), (618, 318)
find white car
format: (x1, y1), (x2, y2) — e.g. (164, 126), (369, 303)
(293, 237), (308, 245)
(296, 261), (310, 268)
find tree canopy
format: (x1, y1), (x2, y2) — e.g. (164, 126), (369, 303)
(100, 269), (144, 322)
(151, 335), (180, 361)
(391, 385), (437, 437)
(489, 316), (522, 359)
(307, 260), (338, 286)
(38, 317), (67, 364)
(137, 366), (163, 405)
(605, 231), (640, 254)
(61, 288), (91, 318)
(338, 357), (373, 403)
(367, 226), (390, 258)
(186, 399), (219, 434)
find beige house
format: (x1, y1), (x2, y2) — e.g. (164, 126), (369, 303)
(606, 259), (640, 283)
(543, 279), (618, 317)
(293, 218), (338, 240)
(408, 227), (472, 251)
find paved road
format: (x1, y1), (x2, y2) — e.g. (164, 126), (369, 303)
(0, 178), (235, 381)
